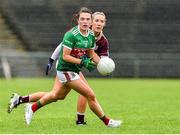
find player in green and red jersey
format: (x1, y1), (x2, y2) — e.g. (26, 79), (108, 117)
(47, 12), (110, 125)
(8, 7), (121, 127)
(56, 24), (96, 74)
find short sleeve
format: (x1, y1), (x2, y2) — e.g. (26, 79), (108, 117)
(96, 36), (109, 56)
(99, 40), (109, 56)
(90, 36), (96, 49)
(62, 32), (74, 49)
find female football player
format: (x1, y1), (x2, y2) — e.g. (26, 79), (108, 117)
(46, 12), (110, 125)
(8, 7), (121, 127)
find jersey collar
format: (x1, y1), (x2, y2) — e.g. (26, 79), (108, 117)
(78, 25), (89, 37)
(95, 31), (103, 41)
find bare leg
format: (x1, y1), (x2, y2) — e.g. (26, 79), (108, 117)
(29, 92), (47, 102)
(76, 73), (88, 124)
(24, 76), (71, 125)
(8, 76), (59, 113)
(39, 76), (71, 106)
(77, 72), (88, 113)
(25, 76), (122, 127)
(67, 78), (104, 118)
(29, 75), (62, 102)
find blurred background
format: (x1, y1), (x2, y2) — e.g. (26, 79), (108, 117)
(0, 0), (180, 78)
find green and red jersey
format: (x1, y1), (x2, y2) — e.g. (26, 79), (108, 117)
(57, 25), (95, 73)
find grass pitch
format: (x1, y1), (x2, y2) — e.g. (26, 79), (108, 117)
(0, 78), (180, 133)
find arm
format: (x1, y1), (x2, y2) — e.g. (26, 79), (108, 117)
(62, 31), (95, 71)
(50, 43), (62, 60)
(87, 49), (100, 64)
(63, 47), (81, 64)
(63, 47), (96, 72)
(45, 43), (62, 75)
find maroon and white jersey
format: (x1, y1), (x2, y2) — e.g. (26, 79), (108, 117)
(95, 34), (109, 57)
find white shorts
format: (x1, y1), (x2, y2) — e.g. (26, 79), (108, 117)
(57, 71), (80, 84)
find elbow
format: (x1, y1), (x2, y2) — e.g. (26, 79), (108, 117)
(62, 54), (68, 62)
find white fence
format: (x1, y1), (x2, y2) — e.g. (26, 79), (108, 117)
(1, 52), (180, 78)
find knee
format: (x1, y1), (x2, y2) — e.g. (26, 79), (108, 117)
(86, 92), (96, 101)
(51, 92), (66, 101)
(50, 93), (60, 101)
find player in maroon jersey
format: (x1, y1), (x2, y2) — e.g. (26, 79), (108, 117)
(75, 12), (110, 125)
(93, 12), (109, 57)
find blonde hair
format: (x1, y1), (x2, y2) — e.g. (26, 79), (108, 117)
(92, 12), (106, 22)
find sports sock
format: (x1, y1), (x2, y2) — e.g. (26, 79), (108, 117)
(31, 101), (42, 112)
(19, 96), (29, 104)
(77, 112), (85, 122)
(100, 115), (110, 125)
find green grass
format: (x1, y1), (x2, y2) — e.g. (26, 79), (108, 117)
(1, 78), (180, 133)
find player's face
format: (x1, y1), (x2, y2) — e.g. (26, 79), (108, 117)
(78, 13), (92, 32)
(92, 15), (106, 33)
